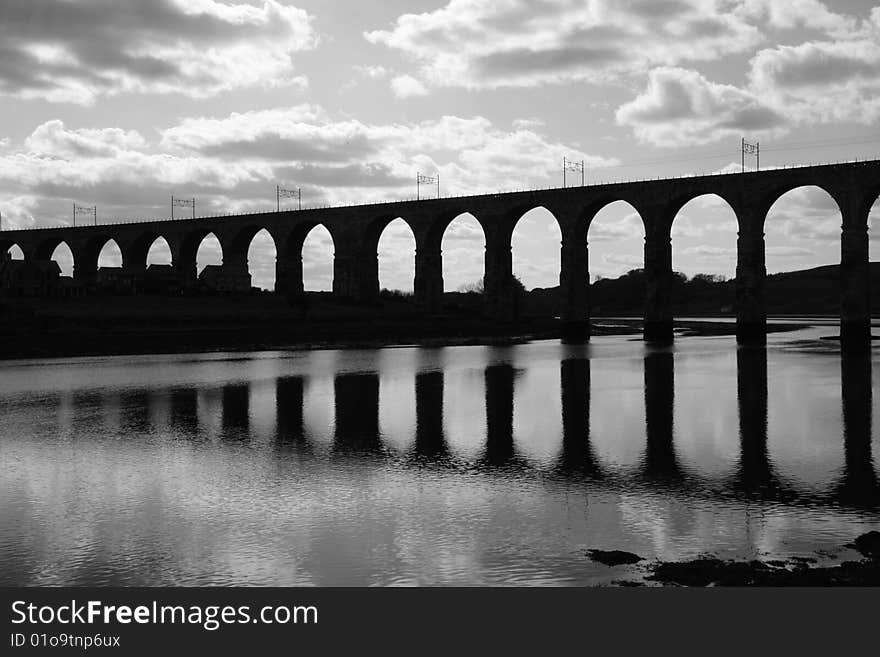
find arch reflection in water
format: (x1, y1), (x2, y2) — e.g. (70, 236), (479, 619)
(333, 372), (382, 454)
(482, 363), (518, 466)
(275, 376), (306, 446)
(119, 389), (155, 435)
(413, 370), (447, 459)
(557, 358), (601, 477)
(641, 350), (681, 480)
(221, 383), (250, 439)
(734, 346), (780, 495)
(169, 387), (199, 434)
(837, 352), (878, 505)
(71, 389), (107, 437)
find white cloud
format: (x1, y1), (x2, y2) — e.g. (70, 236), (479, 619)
(588, 213), (643, 241)
(0, 110), (616, 226)
(390, 75), (428, 98)
(25, 120), (147, 158)
(749, 36), (880, 124)
(616, 67), (786, 146)
(355, 65), (390, 79)
(733, 0), (857, 35)
(365, 0), (762, 91)
(0, 195), (39, 230)
(766, 246), (815, 257)
(160, 107), (617, 198)
(682, 245), (736, 257)
(0, 0), (317, 104)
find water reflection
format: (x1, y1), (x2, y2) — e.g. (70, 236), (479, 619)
(2, 336), (879, 586)
(733, 347), (781, 496)
(169, 387), (199, 433)
(557, 358), (601, 477)
(641, 350), (682, 480)
(333, 372), (382, 454)
(837, 352), (878, 506)
(482, 364), (518, 467)
(119, 389), (154, 435)
(413, 371), (447, 459)
(275, 376), (306, 446)
(221, 383), (250, 438)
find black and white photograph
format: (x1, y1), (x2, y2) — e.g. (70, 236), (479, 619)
(1, 0), (879, 649)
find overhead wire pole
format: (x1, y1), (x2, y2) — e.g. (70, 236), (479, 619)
(742, 138), (760, 172)
(417, 172), (439, 200)
(563, 157), (585, 188)
(171, 195), (195, 220)
(73, 203), (96, 227)
(277, 186), (302, 211)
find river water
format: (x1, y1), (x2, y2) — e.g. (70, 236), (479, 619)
(1, 325), (878, 585)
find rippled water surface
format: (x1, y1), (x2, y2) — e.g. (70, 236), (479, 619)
(2, 326), (879, 585)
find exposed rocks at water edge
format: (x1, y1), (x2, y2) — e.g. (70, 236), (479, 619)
(586, 531), (880, 586)
(585, 550), (645, 566)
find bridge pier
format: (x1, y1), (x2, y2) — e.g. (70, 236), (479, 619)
(275, 254), (303, 298)
(218, 263), (251, 292)
(483, 225), (516, 322)
(643, 223), (673, 342)
(332, 242), (380, 303)
(840, 222), (871, 349)
(72, 259), (97, 286)
(559, 236), (590, 341)
(331, 252), (357, 300)
(735, 222), (767, 344)
(414, 247), (443, 314)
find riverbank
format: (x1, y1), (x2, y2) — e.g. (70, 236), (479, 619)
(0, 311), (812, 360)
(0, 292), (820, 360)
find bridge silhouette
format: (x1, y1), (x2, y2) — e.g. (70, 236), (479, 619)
(2, 160), (879, 345)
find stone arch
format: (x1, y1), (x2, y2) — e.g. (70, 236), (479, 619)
(277, 222), (336, 295)
(368, 216), (416, 294)
(245, 228), (277, 292)
(2, 240), (24, 260)
(763, 185), (841, 276)
(870, 194), (880, 270)
(96, 238), (123, 269)
(126, 233), (174, 270)
(510, 205), (563, 292)
(36, 240), (75, 277)
(670, 192), (740, 315)
(669, 193), (739, 311)
(146, 236), (173, 267)
(585, 200), (646, 283)
(179, 230), (223, 284)
(224, 225), (280, 268)
(438, 211), (486, 293)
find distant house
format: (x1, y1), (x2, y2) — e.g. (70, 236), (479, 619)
(0, 254), (61, 297)
(198, 264), (252, 294)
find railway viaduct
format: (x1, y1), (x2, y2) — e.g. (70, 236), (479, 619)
(2, 159), (878, 345)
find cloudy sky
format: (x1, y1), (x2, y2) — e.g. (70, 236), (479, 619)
(1, 0), (879, 291)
